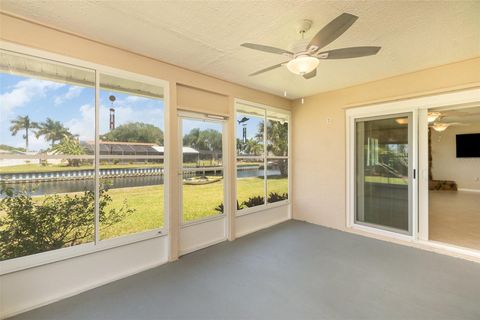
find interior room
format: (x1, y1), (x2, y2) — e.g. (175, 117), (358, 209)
(428, 106), (480, 250)
(0, 1), (479, 319)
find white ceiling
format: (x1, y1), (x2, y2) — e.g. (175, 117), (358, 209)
(1, 1), (479, 99)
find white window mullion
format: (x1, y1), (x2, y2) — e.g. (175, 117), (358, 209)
(94, 71), (100, 245)
(263, 109), (267, 205)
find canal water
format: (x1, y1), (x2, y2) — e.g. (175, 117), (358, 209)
(1, 168), (280, 198)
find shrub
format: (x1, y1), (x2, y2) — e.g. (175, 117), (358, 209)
(214, 201), (242, 213)
(0, 183), (134, 261)
(242, 196), (264, 208)
(267, 192), (288, 203)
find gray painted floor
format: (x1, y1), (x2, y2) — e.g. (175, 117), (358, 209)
(10, 221), (480, 320)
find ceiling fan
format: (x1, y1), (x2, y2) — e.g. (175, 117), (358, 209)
(241, 13), (381, 79)
(427, 112), (469, 132)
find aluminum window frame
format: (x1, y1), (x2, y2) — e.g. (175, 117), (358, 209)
(234, 99), (291, 216)
(0, 41), (170, 275)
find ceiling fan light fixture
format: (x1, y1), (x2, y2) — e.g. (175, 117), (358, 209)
(427, 112), (441, 123)
(286, 55), (319, 75)
(432, 122), (449, 132)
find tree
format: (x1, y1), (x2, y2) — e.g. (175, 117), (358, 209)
(101, 122), (163, 145)
(183, 128), (222, 164)
(35, 118), (71, 147)
(9, 115), (39, 151)
(52, 134), (85, 166)
(257, 120), (288, 157)
(183, 129), (222, 152)
(257, 120), (288, 175)
(0, 184), (133, 261)
(245, 138), (263, 156)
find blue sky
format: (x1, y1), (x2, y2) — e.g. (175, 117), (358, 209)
(236, 113), (263, 141)
(0, 73), (164, 151)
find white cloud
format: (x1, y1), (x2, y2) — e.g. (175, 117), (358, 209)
(64, 104), (95, 141)
(54, 86), (83, 106)
(0, 78), (64, 114)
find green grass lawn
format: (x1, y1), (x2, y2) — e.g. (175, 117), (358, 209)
(1, 176), (288, 240)
(102, 176), (288, 238)
(364, 176), (407, 185)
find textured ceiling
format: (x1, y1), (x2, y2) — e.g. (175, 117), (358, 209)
(1, 1), (479, 99)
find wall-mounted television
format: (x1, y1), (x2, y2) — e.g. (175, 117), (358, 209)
(456, 133), (480, 158)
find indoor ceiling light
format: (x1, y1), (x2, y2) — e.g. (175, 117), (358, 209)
(395, 118), (408, 125)
(286, 55), (319, 75)
(427, 112), (441, 123)
(432, 122), (449, 132)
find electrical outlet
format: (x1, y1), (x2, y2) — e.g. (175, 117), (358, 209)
(326, 117), (332, 125)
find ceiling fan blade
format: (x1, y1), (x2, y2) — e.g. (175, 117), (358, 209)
(308, 13), (358, 51)
(241, 43), (293, 56)
(317, 46), (381, 59)
(249, 62), (287, 76)
(303, 68), (317, 79)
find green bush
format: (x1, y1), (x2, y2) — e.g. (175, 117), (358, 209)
(0, 183), (133, 261)
(267, 192), (288, 203)
(214, 201), (242, 213)
(242, 196), (264, 208)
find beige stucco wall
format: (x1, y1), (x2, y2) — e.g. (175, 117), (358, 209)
(431, 123), (480, 191)
(292, 57), (480, 230)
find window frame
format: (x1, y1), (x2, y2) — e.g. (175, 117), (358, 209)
(0, 41), (170, 275)
(234, 99), (291, 216)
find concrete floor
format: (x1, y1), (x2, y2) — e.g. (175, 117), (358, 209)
(430, 190), (480, 250)
(10, 221), (480, 320)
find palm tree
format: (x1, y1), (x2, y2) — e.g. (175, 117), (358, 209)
(35, 118), (71, 147)
(245, 138), (263, 156)
(257, 120), (288, 157)
(9, 115), (39, 151)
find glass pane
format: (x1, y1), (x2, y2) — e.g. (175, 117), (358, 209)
(267, 111), (288, 157)
(0, 51), (96, 261)
(237, 158), (265, 209)
(182, 119), (224, 223)
(98, 73), (165, 240)
(428, 107), (480, 250)
(236, 107), (265, 157)
(267, 159), (288, 203)
(355, 116), (410, 232)
(99, 158), (164, 240)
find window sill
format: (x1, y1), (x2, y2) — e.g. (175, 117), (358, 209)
(235, 200), (289, 217)
(181, 213), (225, 228)
(0, 228), (167, 276)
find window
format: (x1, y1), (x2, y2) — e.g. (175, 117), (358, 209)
(235, 102), (289, 213)
(98, 73), (165, 240)
(0, 50), (166, 263)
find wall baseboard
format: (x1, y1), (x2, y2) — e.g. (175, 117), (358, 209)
(2, 259), (167, 320)
(458, 188), (480, 193)
(235, 217), (290, 238)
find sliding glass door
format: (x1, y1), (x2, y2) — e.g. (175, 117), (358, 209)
(355, 114), (413, 234)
